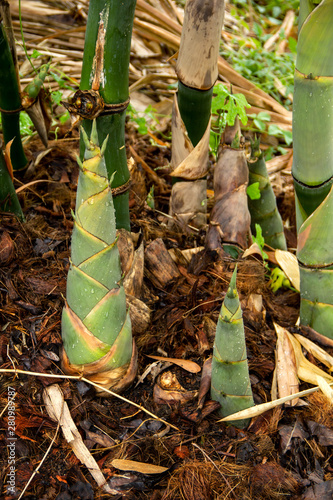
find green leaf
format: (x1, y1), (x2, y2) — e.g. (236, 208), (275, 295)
(247, 182), (261, 200)
(257, 111), (271, 121)
(146, 186), (155, 209)
(253, 119), (266, 132)
(270, 267), (291, 293)
(252, 224), (268, 260)
(51, 90), (63, 106)
(31, 49), (43, 59)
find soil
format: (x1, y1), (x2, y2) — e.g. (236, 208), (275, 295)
(1, 119), (333, 500)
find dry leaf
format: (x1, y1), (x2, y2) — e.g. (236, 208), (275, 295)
(111, 459), (168, 474)
(197, 357), (212, 409)
(147, 355), (201, 373)
(4, 139), (14, 181)
(219, 385), (325, 422)
(294, 334), (333, 370)
(153, 372), (198, 405)
(275, 249), (300, 291)
(274, 322), (299, 405)
(283, 327), (333, 386)
(153, 383), (198, 405)
(242, 242), (264, 260)
(316, 376), (333, 403)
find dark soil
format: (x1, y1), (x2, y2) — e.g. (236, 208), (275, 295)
(1, 124), (333, 500)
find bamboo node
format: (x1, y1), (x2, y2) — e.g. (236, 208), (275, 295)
(111, 178), (131, 197)
(0, 104), (23, 113)
(62, 90), (130, 119)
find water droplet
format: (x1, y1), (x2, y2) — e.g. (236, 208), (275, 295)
(91, 289), (95, 294)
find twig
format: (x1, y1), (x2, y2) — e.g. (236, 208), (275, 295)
(0, 368), (179, 431)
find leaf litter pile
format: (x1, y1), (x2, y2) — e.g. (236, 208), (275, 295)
(1, 1), (333, 499)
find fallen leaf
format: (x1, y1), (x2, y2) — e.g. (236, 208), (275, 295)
(294, 334), (333, 371)
(0, 231), (14, 263)
(4, 139), (14, 181)
(147, 355), (201, 373)
(274, 322), (299, 405)
(219, 384), (330, 422)
(316, 376), (333, 403)
(274, 323), (333, 386)
(111, 459), (168, 474)
(307, 421), (333, 447)
(197, 357), (212, 409)
(242, 242), (263, 260)
(173, 445), (190, 459)
(275, 249), (300, 291)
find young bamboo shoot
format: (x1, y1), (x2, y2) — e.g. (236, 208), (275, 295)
(61, 121), (137, 395)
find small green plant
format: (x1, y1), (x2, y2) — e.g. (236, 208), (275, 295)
(252, 223), (268, 261)
(210, 83), (250, 155)
(270, 267), (293, 293)
(146, 185), (155, 209)
(127, 103), (167, 139)
(247, 182), (261, 200)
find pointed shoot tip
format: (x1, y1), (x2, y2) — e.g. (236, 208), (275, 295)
(101, 135), (109, 156)
(80, 126), (90, 150)
(91, 119), (99, 145)
(227, 265), (238, 298)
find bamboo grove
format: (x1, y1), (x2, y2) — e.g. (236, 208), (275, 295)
(2, 0), (333, 408)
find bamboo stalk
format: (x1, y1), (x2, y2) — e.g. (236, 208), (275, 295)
(70, 0), (137, 231)
(297, 184), (333, 339)
(292, 0), (333, 228)
(0, 8), (27, 171)
(169, 0), (225, 229)
(0, 143), (24, 220)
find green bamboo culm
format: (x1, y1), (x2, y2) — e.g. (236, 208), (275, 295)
(0, 15), (27, 171)
(211, 266), (254, 428)
(61, 121), (136, 395)
(0, 146), (24, 220)
(292, 0), (333, 229)
(79, 0), (137, 231)
(169, 0), (225, 228)
(247, 137), (287, 250)
(297, 184), (333, 339)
